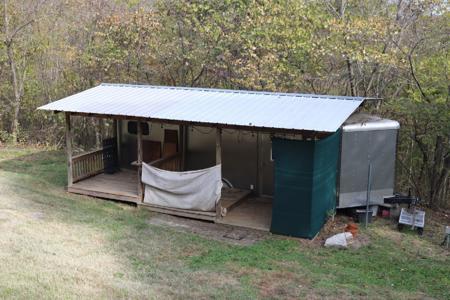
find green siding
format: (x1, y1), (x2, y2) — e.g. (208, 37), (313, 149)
(310, 131), (340, 236)
(270, 131), (340, 238)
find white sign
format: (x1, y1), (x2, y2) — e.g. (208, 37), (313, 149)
(399, 208), (425, 228)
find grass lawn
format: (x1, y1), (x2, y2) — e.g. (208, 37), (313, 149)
(0, 146), (449, 299)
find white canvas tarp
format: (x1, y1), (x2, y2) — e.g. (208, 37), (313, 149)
(141, 163), (223, 211)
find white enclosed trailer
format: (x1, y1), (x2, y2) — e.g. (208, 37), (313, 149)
(337, 114), (400, 208)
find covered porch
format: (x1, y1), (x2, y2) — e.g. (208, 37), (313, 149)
(64, 112), (271, 229)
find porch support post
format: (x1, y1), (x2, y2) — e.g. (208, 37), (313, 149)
(65, 112), (73, 187)
(216, 128), (222, 165)
(179, 124), (186, 171)
(256, 132), (263, 196)
(137, 120), (144, 202)
(113, 119), (121, 169)
(112, 119), (117, 139)
(215, 127), (222, 219)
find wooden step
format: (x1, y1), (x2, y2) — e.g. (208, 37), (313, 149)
(220, 188), (252, 217)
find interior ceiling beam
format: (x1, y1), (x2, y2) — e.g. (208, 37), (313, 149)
(59, 111), (333, 139)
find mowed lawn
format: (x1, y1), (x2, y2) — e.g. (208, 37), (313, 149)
(0, 146), (449, 299)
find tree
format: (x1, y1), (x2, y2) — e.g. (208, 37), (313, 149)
(1, 0), (47, 143)
(386, 3), (449, 207)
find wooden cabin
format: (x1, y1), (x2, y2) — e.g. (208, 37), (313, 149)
(39, 83), (371, 238)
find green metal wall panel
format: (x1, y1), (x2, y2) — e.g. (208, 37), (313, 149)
(310, 131), (340, 236)
(271, 131), (340, 238)
(271, 138), (315, 237)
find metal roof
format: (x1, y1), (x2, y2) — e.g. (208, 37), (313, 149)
(38, 83), (366, 133)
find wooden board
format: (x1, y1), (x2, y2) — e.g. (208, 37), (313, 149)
(68, 186), (138, 203)
(164, 129), (178, 144)
(139, 203), (216, 221)
(220, 188), (252, 217)
(137, 122), (143, 201)
(65, 112), (73, 186)
(68, 170), (138, 203)
(141, 202), (216, 217)
(140, 188), (250, 222)
(68, 112), (332, 138)
(163, 143), (177, 157)
(142, 140), (161, 163)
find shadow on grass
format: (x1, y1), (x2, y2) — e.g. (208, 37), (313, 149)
(0, 150), (67, 187)
(0, 149), (151, 233)
(0, 149), (254, 297)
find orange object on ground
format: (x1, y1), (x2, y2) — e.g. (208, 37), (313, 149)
(345, 223), (359, 236)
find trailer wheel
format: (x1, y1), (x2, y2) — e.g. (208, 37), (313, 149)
(417, 227), (424, 236)
(398, 223), (404, 231)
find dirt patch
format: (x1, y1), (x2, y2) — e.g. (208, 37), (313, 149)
(348, 233), (371, 249)
(146, 213), (268, 246)
(302, 215), (370, 249)
(257, 270), (299, 299)
(315, 215), (351, 244)
(373, 221), (404, 243)
(427, 207), (450, 224)
(420, 207), (450, 247)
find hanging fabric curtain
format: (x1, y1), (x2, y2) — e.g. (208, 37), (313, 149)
(141, 163), (222, 211)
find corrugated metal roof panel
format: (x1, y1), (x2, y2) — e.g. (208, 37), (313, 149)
(38, 83), (365, 133)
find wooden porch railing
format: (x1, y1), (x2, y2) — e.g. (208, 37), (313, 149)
(72, 146), (112, 183)
(149, 153), (181, 171)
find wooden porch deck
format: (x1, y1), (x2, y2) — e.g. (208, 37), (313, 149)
(217, 197), (272, 231)
(67, 170), (254, 223)
(68, 169), (139, 203)
(68, 170), (271, 229)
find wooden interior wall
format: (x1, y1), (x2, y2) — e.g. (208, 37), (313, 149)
(119, 121), (179, 168)
(118, 121), (275, 196)
(186, 126), (275, 196)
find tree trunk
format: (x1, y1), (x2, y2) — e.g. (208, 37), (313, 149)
(6, 43), (23, 144)
(3, 0), (28, 144)
(336, 0), (356, 97)
(346, 57), (356, 97)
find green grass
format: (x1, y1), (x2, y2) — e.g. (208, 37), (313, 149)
(0, 146), (449, 299)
